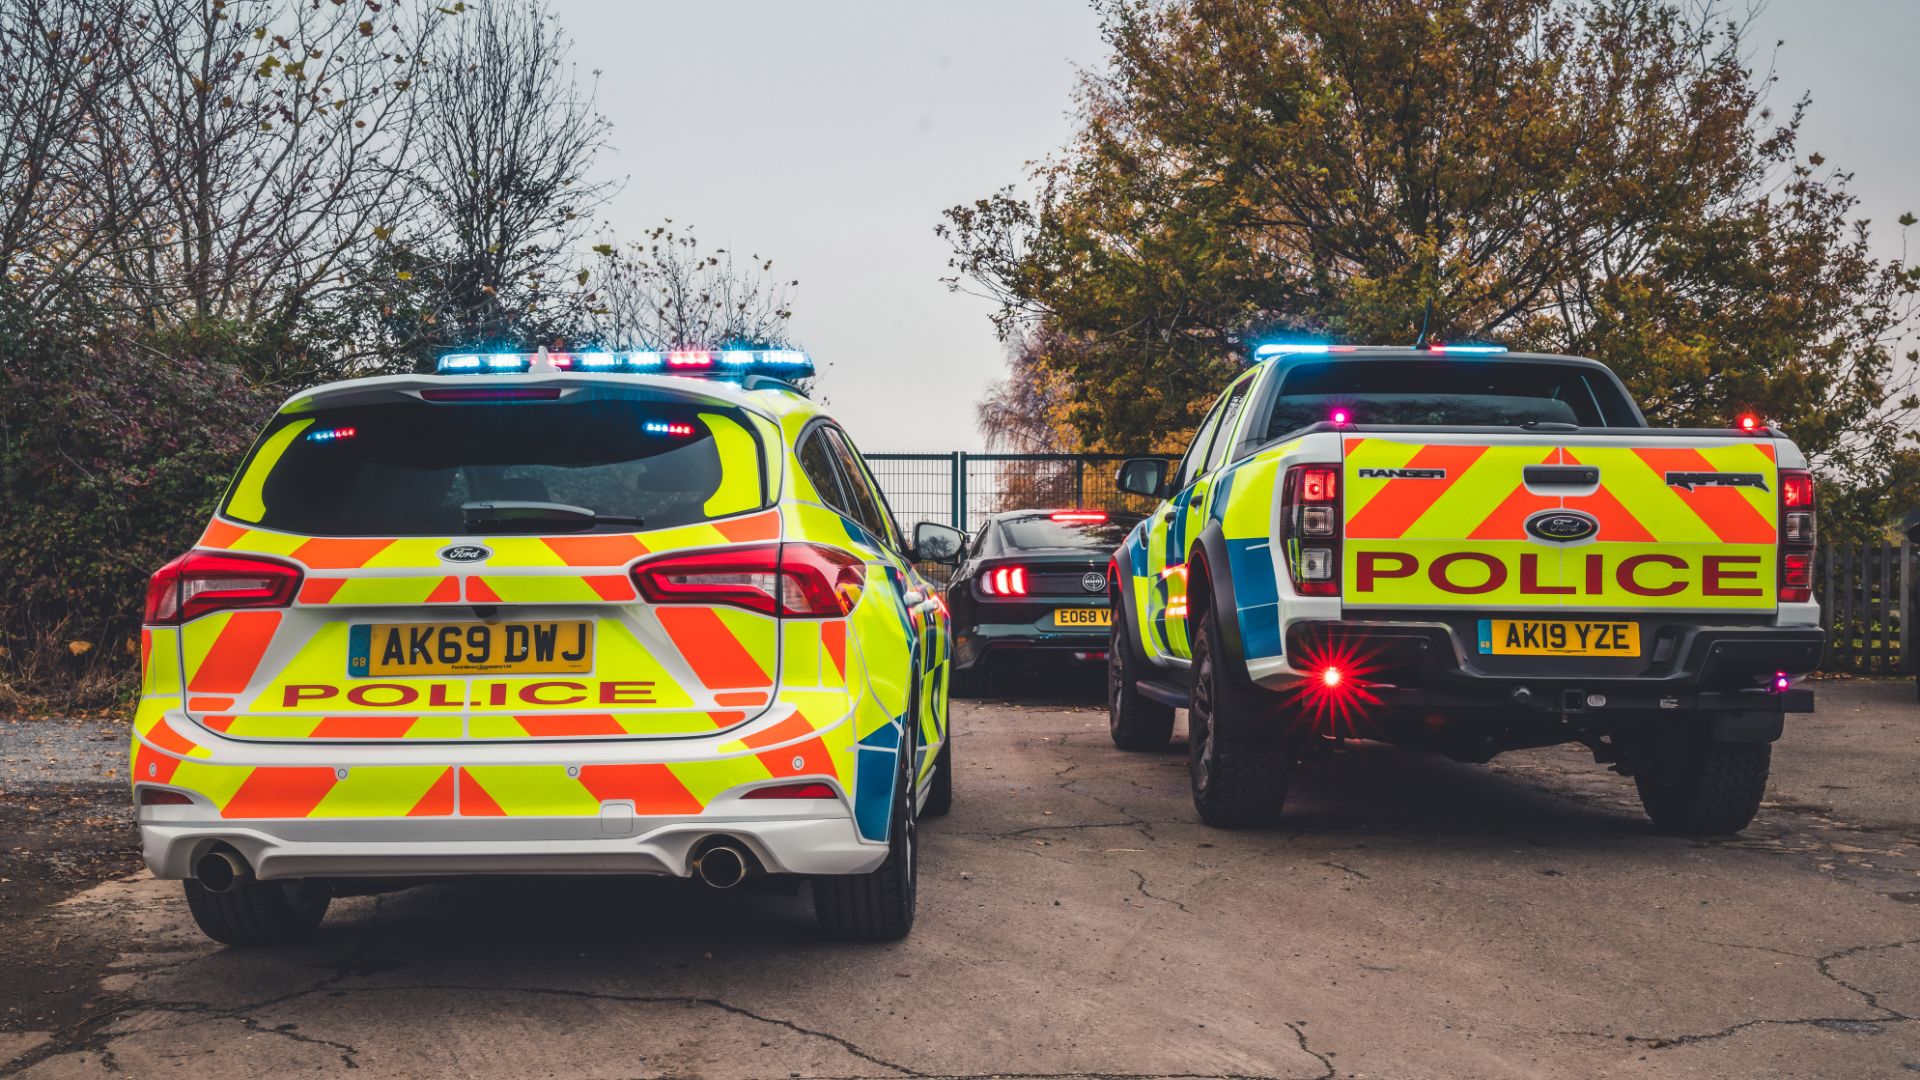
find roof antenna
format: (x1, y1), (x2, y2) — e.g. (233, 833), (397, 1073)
(1412, 295), (1435, 349)
(529, 345), (556, 373)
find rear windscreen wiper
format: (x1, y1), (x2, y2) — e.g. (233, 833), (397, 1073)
(461, 501), (645, 532)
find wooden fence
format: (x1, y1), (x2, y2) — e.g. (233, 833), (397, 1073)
(1819, 542), (1914, 674)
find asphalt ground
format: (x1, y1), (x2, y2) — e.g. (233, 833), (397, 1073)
(1, 676), (1916, 1079)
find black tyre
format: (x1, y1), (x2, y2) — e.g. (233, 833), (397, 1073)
(815, 731), (918, 940)
(183, 876), (330, 947)
(922, 732), (953, 818)
(1108, 614), (1175, 751)
(1634, 725), (1771, 835)
(1188, 611), (1293, 827)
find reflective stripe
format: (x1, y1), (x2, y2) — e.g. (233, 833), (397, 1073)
(225, 420), (312, 523)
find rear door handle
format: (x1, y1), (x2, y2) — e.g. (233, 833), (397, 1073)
(1522, 465), (1599, 487)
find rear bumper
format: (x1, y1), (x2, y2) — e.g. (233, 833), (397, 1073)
(1273, 619), (1822, 714)
(137, 807), (883, 881)
(952, 621), (1110, 671)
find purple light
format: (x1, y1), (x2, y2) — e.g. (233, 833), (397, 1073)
(1329, 407), (1351, 426)
(1772, 672), (1791, 692)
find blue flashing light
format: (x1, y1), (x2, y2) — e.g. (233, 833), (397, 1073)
(435, 348), (815, 378)
(307, 426), (358, 443)
(1255, 343), (1332, 357)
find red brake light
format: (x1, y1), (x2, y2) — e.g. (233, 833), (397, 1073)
(1050, 511), (1108, 523)
(419, 387), (563, 402)
(631, 543), (863, 617)
(742, 781), (837, 800)
(1777, 468), (1815, 603)
(145, 551), (302, 625)
(1299, 467), (1338, 503)
(980, 565), (1028, 597)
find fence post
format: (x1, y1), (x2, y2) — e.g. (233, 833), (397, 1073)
(1904, 535), (1914, 675)
(953, 450), (968, 532)
(1074, 458), (1085, 507)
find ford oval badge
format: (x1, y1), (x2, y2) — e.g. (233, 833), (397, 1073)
(1523, 511), (1599, 544)
(439, 544), (492, 563)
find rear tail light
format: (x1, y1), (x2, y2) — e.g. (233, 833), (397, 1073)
(1778, 469), (1815, 603)
(1281, 464), (1341, 597)
(145, 551), (302, 625)
(631, 543), (864, 617)
(979, 565), (1029, 597)
(1050, 511), (1108, 523)
(742, 781), (838, 799)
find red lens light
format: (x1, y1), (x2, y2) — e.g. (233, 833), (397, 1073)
(145, 550), (302, 625)
(982, 565), (1028, 597)
(1781, 472), (1814, 508)
(1050, 511), (1108, 523)
(1329, 408), (1350, 426)
(137, 788), (194, 806)
(1320, 667), (1342, 688)
(742, 781), (837, 800)
(667, 350), (713, 367)
(1301, 468), (1337, 503)
(1737, 413), (1760, 432)
(632, 543), (864, 617)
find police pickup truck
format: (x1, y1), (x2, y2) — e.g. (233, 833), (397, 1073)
(1108, 344), (1821, 834)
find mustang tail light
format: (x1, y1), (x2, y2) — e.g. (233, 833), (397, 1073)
(979, 565), (1029, 597)
(1778, 469), (1815, 603)
(145, 551), (302, 625)
(1281, 464), (1341, 597)
(632, 543), (864, 617)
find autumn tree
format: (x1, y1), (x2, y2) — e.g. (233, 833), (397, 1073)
(941, 0), (1919, 535)
(585, 224), (799, 351)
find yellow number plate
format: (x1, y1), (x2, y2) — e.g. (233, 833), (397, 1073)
(349, 620), (594, 677)
(1053, 608), (1113, 628)
(1477, 619), (1639, 657)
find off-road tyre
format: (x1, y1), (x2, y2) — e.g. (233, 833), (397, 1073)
(1188, 612), (1293, 828)
(1108, 614), (1175, 751)
(183, 876), (330, 947)
(815, 730), (918, 940)
(1634, 727), (1771, 836)
(922, 732), (953, 818)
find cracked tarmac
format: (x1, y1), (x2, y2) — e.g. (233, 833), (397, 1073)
(2, 677), (1917, 1078)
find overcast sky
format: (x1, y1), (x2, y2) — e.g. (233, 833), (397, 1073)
(562, 0), (1918, 452)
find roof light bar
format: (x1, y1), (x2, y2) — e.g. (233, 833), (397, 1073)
(434, 348), (813, 378)
(1252, 342), (1510, 359)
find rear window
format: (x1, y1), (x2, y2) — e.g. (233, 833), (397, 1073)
(1262, 360), (1640, 439)
(222, 392), (767, 536)
(999, 514), (1140, 551)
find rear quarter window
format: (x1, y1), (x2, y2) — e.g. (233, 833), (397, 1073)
(222, 391), (768, 536)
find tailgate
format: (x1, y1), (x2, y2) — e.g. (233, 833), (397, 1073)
(1343, 434), (1778, 612)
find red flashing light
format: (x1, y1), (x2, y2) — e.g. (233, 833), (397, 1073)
(1738, 413), (1760, 433)
(1329, 407), (1351, 426)
(667, 350), (713, 367)
(1320, 667), (1343, 689)
(742, 781), (838, 800)
(1771, 672), (1792, 693)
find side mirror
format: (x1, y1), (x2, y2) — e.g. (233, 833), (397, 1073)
(1116, 457), (1170, 500)
(912, 521), (966, 565)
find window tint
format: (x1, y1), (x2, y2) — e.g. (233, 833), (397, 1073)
(821, 427), (903, 550)
(1170, 395), (1228, 492)
(224, 395), (765, 536)
(797, 429), (849, 510)
(1204, 379), (1254, 473)
(1261, 360), (1641, 438)
(998, 514), (1141, 551)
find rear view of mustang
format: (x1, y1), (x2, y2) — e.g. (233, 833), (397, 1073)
(133, 348), (955, 945)
(1108, 344), (1823, 834)
(942, 510), (1143, 695)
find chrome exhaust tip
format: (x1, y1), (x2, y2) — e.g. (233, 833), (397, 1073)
(194, 849), (249, 893)
(691, 843), (751, 889)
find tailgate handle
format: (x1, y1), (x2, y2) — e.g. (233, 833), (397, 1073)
(1523, 465), (1599, 487)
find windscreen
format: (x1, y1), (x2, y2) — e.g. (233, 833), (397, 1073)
(222, 393), (766, 536)
(1262, 360), (1641, 438)
(999, 514), (1140, 551)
